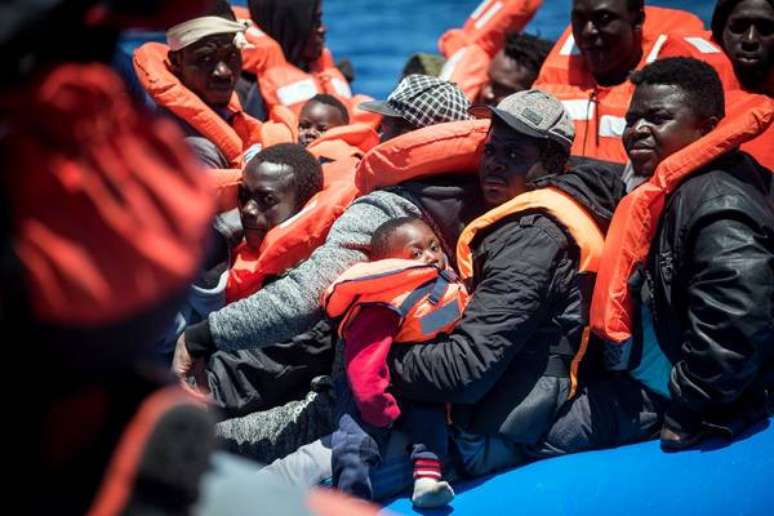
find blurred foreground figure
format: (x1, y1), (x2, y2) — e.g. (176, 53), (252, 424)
(0, 2), (378, 514)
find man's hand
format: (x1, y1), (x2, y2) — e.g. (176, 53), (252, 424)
(660, 424), (704, 451)
(172, 333), (205, 382)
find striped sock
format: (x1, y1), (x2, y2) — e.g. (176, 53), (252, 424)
(413, 458), (442, 480)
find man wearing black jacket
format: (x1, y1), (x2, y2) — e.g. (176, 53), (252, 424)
(262, 90), (627, 491)
(529, 58), (773, 458)
(387, 90), (628, 476)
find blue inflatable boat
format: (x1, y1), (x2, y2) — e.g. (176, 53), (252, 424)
(384, 418), (774, 515)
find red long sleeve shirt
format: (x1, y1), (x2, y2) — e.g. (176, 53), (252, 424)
(343, 305), (403, 428)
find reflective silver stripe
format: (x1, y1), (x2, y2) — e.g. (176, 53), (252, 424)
(474, 1), (503, 30)
(683, 36), (721, 54)
(470, 0), (491, 20)
(645, 34), (668, 63)
(277, 198), (318, 229)
(330, 77), (352, 98)
(598, 115), (627, 138)
(276, 78), (318, 106)
(559, 34), (580, 56)
(242, 143), (262, 163)
(561, 99), (595, 121)
(439, 48), (467, 80)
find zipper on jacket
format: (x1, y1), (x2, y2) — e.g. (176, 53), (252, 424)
(582, 88), (598, 158)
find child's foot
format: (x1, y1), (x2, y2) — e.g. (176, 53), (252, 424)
(411, 477), (455, 508)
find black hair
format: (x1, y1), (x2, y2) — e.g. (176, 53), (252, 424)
(249, 0), (320, 68)
(206, 0), (237, 20)
(625, 0), (645, 14)
(503, 32), (553, 76)
(304, 94), (350, 124)
(630, 57), (725, 122)
(370, 217), (427, 260)
(245, 143), (323, 210)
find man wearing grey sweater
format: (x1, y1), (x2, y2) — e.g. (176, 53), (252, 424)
(173, 75), (481, 462)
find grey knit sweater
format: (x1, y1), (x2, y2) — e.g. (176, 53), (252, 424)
(211, 189), (423, 462)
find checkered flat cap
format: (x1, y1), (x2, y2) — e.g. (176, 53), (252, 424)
(359, 74), (471, 129)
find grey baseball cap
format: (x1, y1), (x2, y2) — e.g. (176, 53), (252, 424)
(469, 89), (575, 151)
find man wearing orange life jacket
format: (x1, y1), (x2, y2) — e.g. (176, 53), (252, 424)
(186, 98), (375, 417)
(161, 94), (374, 419)
(167, 144), (357, 415)
(708, 0), (774, 168)
(380, 90), (626, 479)
(539, 58), (773, 456)
(534, 0), (737, 164)
(173, 77), (477, 464)
(437, 0), (545, 102)
(133, 2), (270, 168)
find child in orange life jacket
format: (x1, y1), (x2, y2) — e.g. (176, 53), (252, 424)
(324, 217), (467, 508)
(163, 144), (323, 364)
(298, 94), (350, 147)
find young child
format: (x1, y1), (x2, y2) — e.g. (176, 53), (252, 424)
(323, 217), (468, 508)
(298, 94), (350, 147)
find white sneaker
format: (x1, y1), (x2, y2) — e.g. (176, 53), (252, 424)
(411, 477), (455, 508)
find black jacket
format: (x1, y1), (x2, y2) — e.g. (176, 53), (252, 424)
(388, 164), (626, 443)
(644, 151), (774, 435)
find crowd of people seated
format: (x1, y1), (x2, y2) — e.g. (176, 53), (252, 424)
(3, 0), (772, 513)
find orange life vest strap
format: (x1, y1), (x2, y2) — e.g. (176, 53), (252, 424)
(355, 119), (490, 195)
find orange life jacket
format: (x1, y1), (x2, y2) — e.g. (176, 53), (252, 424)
(133, 42), (265, 168)
(534, 7), (730, 163)
(238, 24), (378, 126)
(225, 177), (359, 303)
(589, 94), (774, 345)
(307, 123), (380, 185)
(355, 119), (490, 195)
(2, 62), (214, 326)
(727, 89), (774, 171)
(456, 187), (605, 396)
(206, 119), (375, 209)
(323, 259), (469, 343)
(438, 0), (543, 101)
(307, 123), (380, 162)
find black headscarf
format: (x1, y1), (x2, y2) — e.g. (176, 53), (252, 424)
(249, 0), (320, 68)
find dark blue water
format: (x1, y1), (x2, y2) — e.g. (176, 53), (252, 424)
(321, 0), (718, 99)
